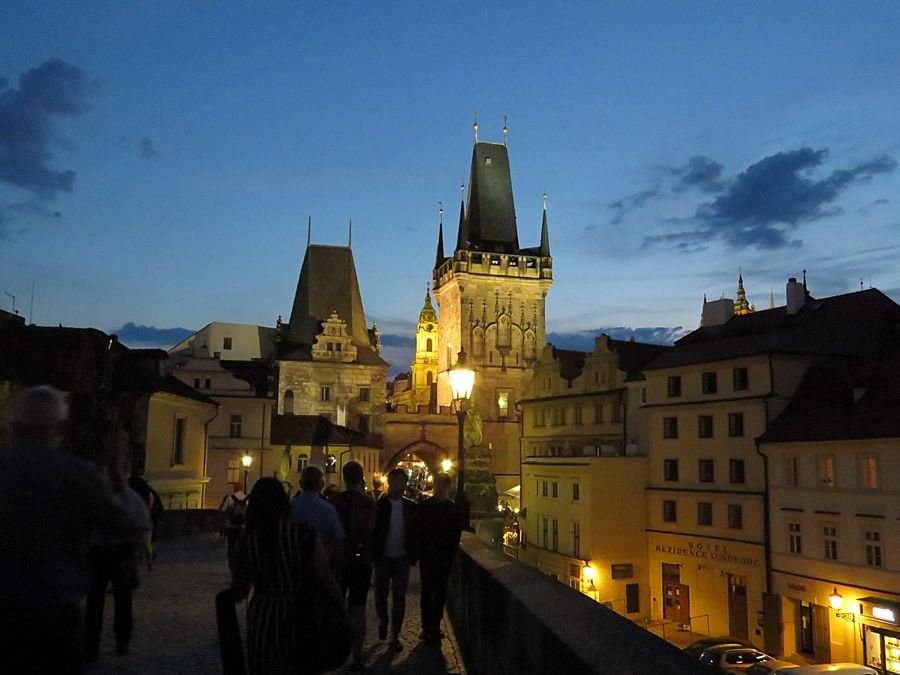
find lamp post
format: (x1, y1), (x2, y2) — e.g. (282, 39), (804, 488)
(448, 347), (475, 529)
(241, 451), (253, 491)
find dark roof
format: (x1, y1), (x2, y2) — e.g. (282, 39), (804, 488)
(460, 142), (519, 254)
(220, 360), (271, 397)
(0, 309), (25, 325)
(270, 414), (382, 448)
(552, 347), (587, 382)
(156, 374), (218, 406)
(760, 348), (900, 443)
(607, 339), (670, 381)
(647, 289), (900, 370)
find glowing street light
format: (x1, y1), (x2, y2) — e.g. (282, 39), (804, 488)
(441, 458), (453, 473)
(448, 348), (475, 529)
(241, 451), (252, 490)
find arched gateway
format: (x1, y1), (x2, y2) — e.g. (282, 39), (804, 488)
(383, 439), (451, 474)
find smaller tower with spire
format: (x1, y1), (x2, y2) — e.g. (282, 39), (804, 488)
(734, 271), (754, 315)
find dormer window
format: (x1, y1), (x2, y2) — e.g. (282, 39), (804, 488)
(491, 256), (500, 266)
(484, 157), (492, 165)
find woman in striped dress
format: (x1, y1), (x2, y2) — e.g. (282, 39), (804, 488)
(231, 477), (342, 674)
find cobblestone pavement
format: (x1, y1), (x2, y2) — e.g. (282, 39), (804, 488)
(90, 533), (465, 674)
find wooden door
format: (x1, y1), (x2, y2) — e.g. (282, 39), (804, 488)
(675, 584), (691, 625)
(662, 563), (680, 621)
(799, 602), (813, 654)
(812, 603), (831, 664)
(728, 574), (749, 639)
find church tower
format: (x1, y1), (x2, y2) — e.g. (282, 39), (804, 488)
(432, 136), (553, 489)
(411, 288), (439, 399)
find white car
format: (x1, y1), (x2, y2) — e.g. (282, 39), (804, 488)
(700, 647), (772, 671)
(750, 665), (877, 675)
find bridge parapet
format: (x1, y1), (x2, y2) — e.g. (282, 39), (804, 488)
(448, 533), (708, 675)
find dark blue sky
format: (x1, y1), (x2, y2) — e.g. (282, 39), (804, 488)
(2, 2), (898, 368)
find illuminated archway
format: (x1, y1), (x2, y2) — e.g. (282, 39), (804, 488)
(384, 439), (450, 474)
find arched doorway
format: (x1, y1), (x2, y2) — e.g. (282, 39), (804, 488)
(384, 440), (453, 501)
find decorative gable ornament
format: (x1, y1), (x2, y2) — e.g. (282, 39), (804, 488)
(311, 311), (357, 363)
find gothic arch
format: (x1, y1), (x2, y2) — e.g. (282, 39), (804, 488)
(383, 439), (451, 474)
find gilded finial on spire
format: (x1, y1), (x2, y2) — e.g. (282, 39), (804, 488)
(438, 201), (443, 226)
(735, 269), (754, 315)
(543, 192), (547, 210)
(473, 111), (478, 142)
(503, 114), (508, 146)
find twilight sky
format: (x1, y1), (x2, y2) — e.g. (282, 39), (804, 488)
(2, 2), (899, 371)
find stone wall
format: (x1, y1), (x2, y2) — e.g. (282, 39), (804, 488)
(447, 533), (708, 675)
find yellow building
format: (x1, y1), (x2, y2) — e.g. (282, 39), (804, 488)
(518, 335), (667, 619)
(432, 138), (553, 493)
(760, 351), (900, 670)
(389, 289), (439, 412)
(643, 280), (900, 651)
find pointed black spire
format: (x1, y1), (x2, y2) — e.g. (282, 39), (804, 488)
(539, 193), (550, 257)
(456, 184), (468, 251)
(434, 208), (445, 269)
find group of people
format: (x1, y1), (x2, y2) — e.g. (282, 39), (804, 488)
(0, 386), (156, 674)
(230, 462), (465, 674)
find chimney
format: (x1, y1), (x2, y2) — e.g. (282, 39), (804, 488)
(786, 277), (806, 314)
(701, 298), (735, 327)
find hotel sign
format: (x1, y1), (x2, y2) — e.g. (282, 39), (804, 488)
(654, 540), (761, 568)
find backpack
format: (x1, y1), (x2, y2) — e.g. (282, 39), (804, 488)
(332, 492), (373, 563)
(229, 495), (248, 524)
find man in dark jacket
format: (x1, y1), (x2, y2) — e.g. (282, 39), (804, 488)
(417, 472), (463, 641)
(371, 468), (418, 652)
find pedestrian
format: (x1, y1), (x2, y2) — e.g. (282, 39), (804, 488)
(371, 468), (419, 652)
(127, 473), (155, 571)
(84, 458), (152, 663)
(417, 472), (463, 642)
(0, 386), (146, 674)
(329, 461), (376, 672)
(231, 477), (344, 675)
(220, 482), (249, 566)
(290, 465), (345, 560)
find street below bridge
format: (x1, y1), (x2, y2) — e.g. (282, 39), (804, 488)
(89, 533), (466, 675)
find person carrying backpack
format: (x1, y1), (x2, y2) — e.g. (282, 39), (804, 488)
(329, 461), (375, 673)
(220, 483), (248, 567)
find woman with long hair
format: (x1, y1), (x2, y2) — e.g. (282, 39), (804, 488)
(231, 477), (342, 674)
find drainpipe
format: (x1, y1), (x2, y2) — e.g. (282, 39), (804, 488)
(259, 402), (266, 482)
(621, 390), (628, 456)
(756, 351), (776, 595)
(203, 405), (220, 509)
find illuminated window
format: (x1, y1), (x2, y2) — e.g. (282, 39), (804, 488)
(818, 455), (835, 487)
(823, 525), (838, 560)
(859, 456), (878, 489)
(497, 391), (510, 417)
(484, 156), (492, 165)
(864, 531), (883, 567)
(226, 459), (240, 483)
(789, 522), (802, 554)
(296, 453), (309, 471)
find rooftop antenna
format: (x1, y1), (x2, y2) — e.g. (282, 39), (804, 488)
(860, 276), (864, 291)
(503, 114), (508, 146)
(3, 291), (15, 314)
(29, 280), (34, 324)
(348, 218), (352, 247)
(473, 111), (478, 142)
(307, 215), (311, 247)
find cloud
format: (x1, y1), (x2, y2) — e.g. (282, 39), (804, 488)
(547, 326), (689, 351)
(608, 185), (660, 226)
(139, 137), (160, 159)
(859, 198), (889, 216)
(644, 147), (896, 251)
(671, 155), (725, 193)
(0, 59), (99, 199)
(111, 322), (194, 349)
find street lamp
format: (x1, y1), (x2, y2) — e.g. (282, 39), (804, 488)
(448, 347), (475, 529)
(441, 458), (453, 473)
(241, 451), (253, 491)
(829, 587), (856, 622)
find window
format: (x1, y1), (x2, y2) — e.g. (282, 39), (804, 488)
(699, 459), (714, 483)
(626, 583), (640, 614)
(663, 500), (677, 522)
(698, 502), (713, 526)
(611, 404), (622, 422)
(859, 456), (879, 489)
(789, 522), (802, 555)
(296, 453), (309, 471)
(229, 414), (242, 439)
(357, 415), (370, 433)
(611, 564), (634, 579)
(823, 525), (838, 560)
(320, 385), (332, 401)
(172, 417), (186, 465)
(702, 371), (718, 394)
(535, 480), (539, 495)
(864, 531), (883, 567)
(733, 367), (749, 391)
(594, 403), (604, 423)
(698, 415), (714, 438)
(552, 519), (559, 551)
(667, 376), (682, 397)
(283, 390), (294, 415)
(728, 504), (743, 529)
(497, 391), (510, 417)
(664, 459), (679, 481)
(204, 378), (211, 389)
(572, 522), (581, 557)
(226, 459), (240, 483)
(542, 518), (548, 548)
(358, 387), (370, 402)
(426, 337), (433, 351)
(193, 378), (200, 388)
(552, 482), (558, 498)
(729, 459), (745, 484)
(484, 156), (492, 165)
(663, 417), (678, 439)
(728, 412), (744, 437)
(573, 404), (582, 424)
(818, 455), (835, 487)
(223, 336), (232, 350)
(542, 481), (548, 497)
(553, 407), (566, 425)
(326, 342), (334, 352)
(784, 455), (799, 486)
(534, 409), (545, 427)
(572, 483), (580, 501)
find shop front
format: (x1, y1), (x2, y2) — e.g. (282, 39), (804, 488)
(861, 597), (900, 674)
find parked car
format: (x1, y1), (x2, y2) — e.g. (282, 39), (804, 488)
(700, 647), (772, 672)
(753, 665), (876, 675)
(686, 637), (756, 658)
(746, 660), (800, 674)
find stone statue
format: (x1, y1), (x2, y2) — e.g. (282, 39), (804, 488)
(277, 447), (292, 487)
(463, 401), (483, 448)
